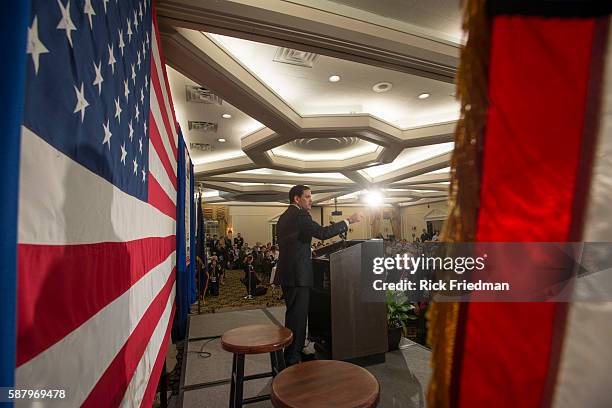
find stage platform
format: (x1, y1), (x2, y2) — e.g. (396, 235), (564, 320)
(178, 306), (431, 408)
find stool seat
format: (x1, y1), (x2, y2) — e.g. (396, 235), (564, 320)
(221, 324), (293, 354)
(271, 360), (379, 408)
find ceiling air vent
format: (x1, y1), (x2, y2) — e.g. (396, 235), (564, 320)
(190, 143), (216, 152)
(188, 121), (218, 132)
(273, 47), (319, 68)
(185, 85), (223, 105)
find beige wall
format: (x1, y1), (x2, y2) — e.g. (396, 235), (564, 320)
(321, 206), (396, 241)
(401, 200), (449, 241)
(207, 201), (449, 245)
(321, 206), (371, 241)
(206, 204), (325, 245)
(224, 205), (285, 245)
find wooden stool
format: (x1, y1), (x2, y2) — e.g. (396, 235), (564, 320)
(221, 324), (293, 408)
(271, 360), (380, 408)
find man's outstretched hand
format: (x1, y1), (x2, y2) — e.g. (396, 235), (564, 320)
(347, 212), (365, 224)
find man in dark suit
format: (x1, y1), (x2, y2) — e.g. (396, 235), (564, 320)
(276, 185), (363, 366)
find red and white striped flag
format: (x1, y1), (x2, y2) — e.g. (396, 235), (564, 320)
(428, 2), (612, 407)
(17, 0), (180, 405)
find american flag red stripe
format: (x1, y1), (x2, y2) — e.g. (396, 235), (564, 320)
(16, 2), (180, 405)
(149, 172), (178, 219)
(81, 271), (176, 407)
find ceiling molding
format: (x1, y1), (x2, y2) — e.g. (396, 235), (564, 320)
(205, 172), (354, 186)
(341, 170), (372, 187)
(199, 180), (351, 195)
(193, 155), (258, 176)
(156, 0), (458, 82)
(312, 189), (360, 205)
(372, 151), (451, 184)
(390, 172), (450, 186)
(390, 184), (449, 192)
(398, 197), (448, 207)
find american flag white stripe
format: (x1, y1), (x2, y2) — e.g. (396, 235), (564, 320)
(120, 288), (175, 407)
(151, 28), (179, 147)
(15, 251), (175, 406)
(150, 84), (177, 176)
(18, 127), (175, 245)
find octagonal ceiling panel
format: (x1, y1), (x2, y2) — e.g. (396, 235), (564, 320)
(272, 137), (380, 161)
(239, 169), (349, 179)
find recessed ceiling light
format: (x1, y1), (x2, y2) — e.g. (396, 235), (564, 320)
(418, 93), (430, 99)
(217, 138), (226, 143)
(222, 113), (232, 119)
(328, 75), (341, 82)
(372, 82), (392, 93)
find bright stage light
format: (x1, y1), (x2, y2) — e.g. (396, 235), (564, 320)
(365, 191), (383, 206)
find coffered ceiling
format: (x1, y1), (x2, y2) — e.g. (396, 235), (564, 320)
(157, 0), (460, 206)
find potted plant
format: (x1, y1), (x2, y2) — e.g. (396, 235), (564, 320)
(386, 290), (418, 351)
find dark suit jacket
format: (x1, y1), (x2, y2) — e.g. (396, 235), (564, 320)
(276, 205), (348, 287)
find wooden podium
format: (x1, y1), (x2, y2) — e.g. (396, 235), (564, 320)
(309, 239), (387, 364)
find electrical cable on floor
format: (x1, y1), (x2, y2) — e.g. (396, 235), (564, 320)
(187, 337), (218, 359)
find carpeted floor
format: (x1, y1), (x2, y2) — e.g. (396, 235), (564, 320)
(192, 269), (285, 314)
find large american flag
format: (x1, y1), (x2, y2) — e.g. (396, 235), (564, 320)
(17, 0), (178, 405)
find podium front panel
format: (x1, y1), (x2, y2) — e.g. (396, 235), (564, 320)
(330, 240), (387, 361)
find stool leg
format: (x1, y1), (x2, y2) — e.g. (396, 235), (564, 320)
(275, 349), (286, 371)
(270, 352), (278, 377)
(229, 354), (237, 408)
(235, 354), (245, 408)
